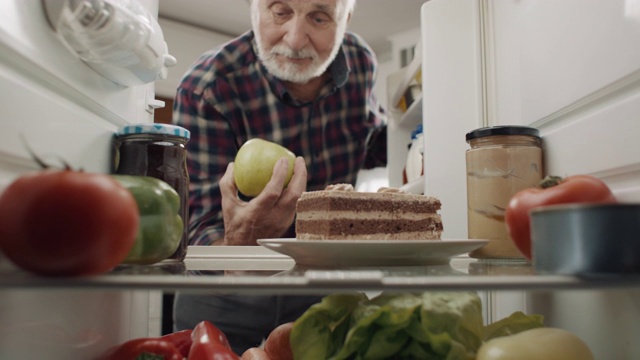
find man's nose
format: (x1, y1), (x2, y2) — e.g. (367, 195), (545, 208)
(283, 16), (310, 51)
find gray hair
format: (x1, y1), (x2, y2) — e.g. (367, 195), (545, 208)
(345, 0), (356, 14)
(248, 0), (357, 17)
(250, 0), (356, 34)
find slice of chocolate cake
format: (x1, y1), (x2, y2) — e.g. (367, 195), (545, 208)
(295, 184), (443, 240)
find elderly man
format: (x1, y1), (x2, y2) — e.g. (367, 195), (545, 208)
(172, 0), (386, 353)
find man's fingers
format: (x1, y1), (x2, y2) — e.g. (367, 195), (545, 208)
(256, 157), (290, 203)
(285, 156), (307, 196)
(219, 162), (239, 201)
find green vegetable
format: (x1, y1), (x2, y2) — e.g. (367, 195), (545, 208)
(290, 292), (544, 360)
(291, 292), (367, 360)
(112, 175), (183, 265)
(482, 311), (544, 341)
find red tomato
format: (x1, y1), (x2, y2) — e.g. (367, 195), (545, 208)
(505, 175), (617, 260)
(264, 322), (294, 360)
(0, 170), (139, 276)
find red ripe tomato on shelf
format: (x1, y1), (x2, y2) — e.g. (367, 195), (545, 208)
(0, 170), (139, 276)
(505, 175), (617, 260)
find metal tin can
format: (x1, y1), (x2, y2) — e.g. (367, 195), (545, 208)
(531, 203), (640, 274)
(465, 126), (543, 260)
(113, 123), (190, 262)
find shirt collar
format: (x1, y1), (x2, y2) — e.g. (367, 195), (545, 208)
(330, 46), (349, 88)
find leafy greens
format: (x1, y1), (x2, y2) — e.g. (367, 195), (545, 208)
(290, 292), (543, 360)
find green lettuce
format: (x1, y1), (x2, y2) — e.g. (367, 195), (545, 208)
(290, 292), (544, 360)
(483, 311), (544, 341)
(290, 292), (368, 360)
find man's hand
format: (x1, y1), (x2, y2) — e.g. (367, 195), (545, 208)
(219, 156), (307, 246)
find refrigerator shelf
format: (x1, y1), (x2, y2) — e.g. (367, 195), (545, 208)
(1, 247), (639, 294)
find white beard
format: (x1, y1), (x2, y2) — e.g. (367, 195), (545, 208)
(253, 14), (348, 84)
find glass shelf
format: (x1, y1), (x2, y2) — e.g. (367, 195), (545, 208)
(1, 246), (639, 294)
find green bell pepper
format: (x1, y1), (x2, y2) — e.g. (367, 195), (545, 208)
(112, 175), (183, 265)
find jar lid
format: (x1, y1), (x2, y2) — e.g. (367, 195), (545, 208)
(117, 123), (191, 140)
(465, 126), (539, 142)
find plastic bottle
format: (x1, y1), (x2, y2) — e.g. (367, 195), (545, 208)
(405, 124), (424, 183)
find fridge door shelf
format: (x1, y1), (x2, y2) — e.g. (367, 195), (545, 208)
(42, 0), (177, 86)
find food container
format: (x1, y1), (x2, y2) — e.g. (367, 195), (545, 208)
(113, 123), (190, 262)
(397, 84), (422, 112)
(404, 124), (424, 185)
(404, 84), (422, 109)
(531, 203), (640, 274)
(465, 126), (543, 260)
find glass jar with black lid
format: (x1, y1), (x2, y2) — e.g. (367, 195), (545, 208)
(113, 123), (190, 262)
(465, 125), (543, 261)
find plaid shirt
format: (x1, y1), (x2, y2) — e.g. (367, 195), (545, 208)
(173, 30), (386, 245)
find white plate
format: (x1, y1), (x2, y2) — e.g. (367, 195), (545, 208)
(257, 238), (488, 268)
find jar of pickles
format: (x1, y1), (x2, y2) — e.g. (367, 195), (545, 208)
(113, 123), (190, 262)
(465, 126), (543, 260)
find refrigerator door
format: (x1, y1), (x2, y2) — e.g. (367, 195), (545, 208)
(0, 0), (162, 180)
(0, 0), (164, 358)
(419, 0), (640, 358)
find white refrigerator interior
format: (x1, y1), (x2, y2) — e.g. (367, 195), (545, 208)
(0, 0), (169, 358)
(420, 0), (640, 358)
(2, 0), (640, 359)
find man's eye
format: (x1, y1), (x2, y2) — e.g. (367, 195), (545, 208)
(313, 17), (327, 24)
(310, 13), (331, 26)
(270, 4), (291, 19)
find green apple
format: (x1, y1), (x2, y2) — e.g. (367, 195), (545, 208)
(233, 139), (296, 197)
